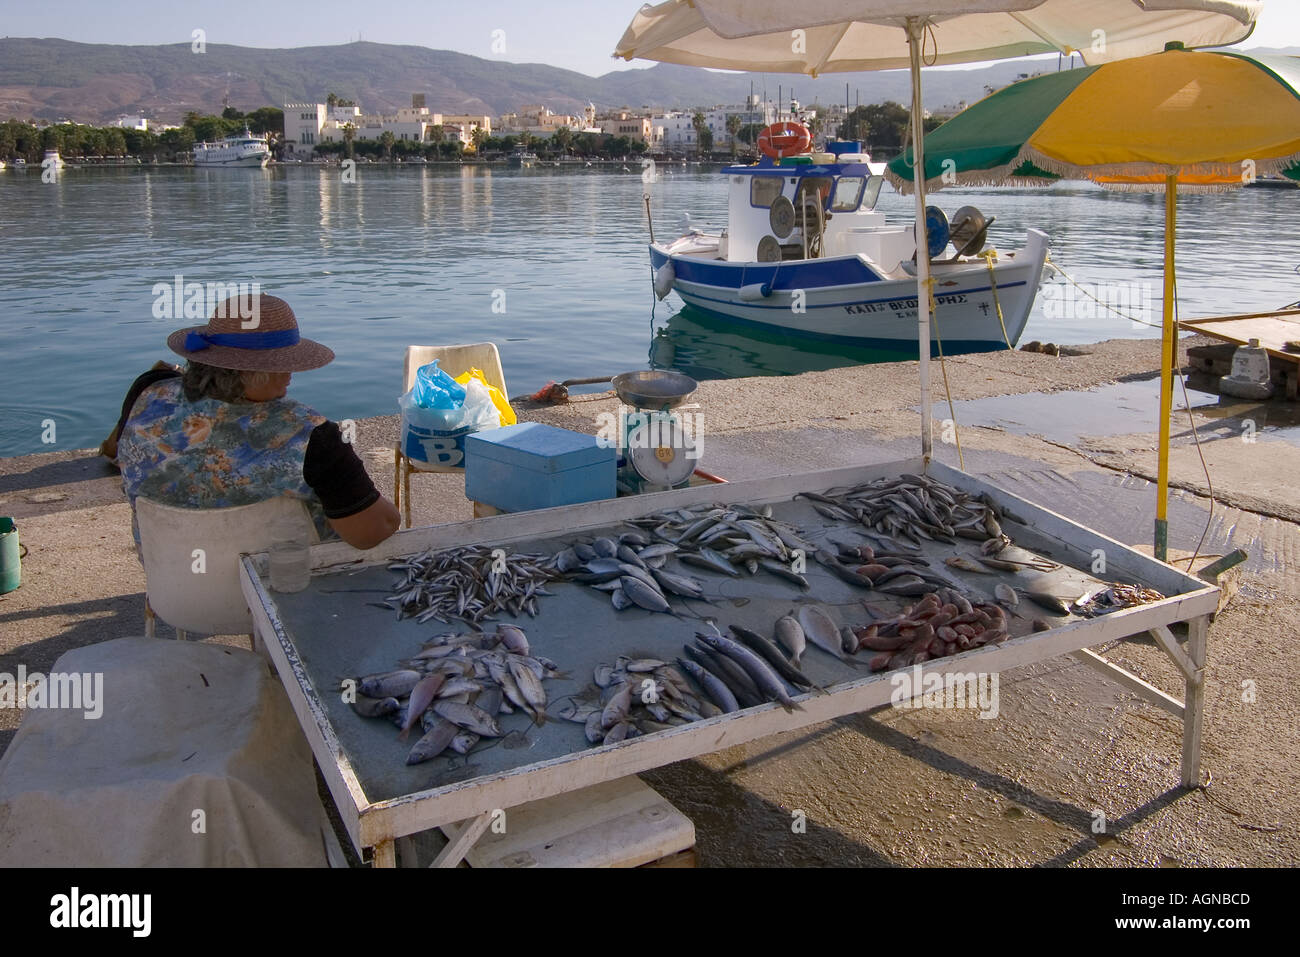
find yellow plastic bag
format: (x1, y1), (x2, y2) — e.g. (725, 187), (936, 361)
(454, 368), (517, 426)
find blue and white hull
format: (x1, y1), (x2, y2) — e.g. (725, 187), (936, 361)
(650, 229), (1050, 355)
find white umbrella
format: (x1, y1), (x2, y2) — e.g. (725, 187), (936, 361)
(615, 0), (1260, 462)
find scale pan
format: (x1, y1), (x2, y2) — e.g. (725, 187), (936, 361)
(611, 370), (698, 409)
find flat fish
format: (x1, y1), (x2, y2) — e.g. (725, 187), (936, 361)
(620, 576), (673, 614)
(496, 623), (529, 655)
(432, 700), (503, 738)
(398, 673), (447, 740)
(358, 669), (422, 699)
(995, 583), (1019, 607)
(406, 719), (458, 765)
(774, 615), (806, 667)
(350, 694), (400, 718)
(798, 606), (846, 661)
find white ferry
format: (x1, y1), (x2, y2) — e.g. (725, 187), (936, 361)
(42, 149), (65, 169)
(193, 130), (270, 168)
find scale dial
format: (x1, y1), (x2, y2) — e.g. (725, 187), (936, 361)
(627, 418), (696, 487)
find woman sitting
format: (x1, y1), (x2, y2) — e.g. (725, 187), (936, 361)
(117, 293), (399, 550)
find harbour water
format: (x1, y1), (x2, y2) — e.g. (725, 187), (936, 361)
(1, 164), (1296, 457)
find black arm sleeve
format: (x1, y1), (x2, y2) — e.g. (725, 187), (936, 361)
(302, 421), (381, 520)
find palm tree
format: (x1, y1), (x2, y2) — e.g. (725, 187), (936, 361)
(341, 122), (356, 160)
(429, 124), (444, 160)
(691, 111), (713, 157)
(379, 130), (395, 161)
(551, 125), (573, 157)
(470, 127), (487, 155)
(725, 114), (741, 158)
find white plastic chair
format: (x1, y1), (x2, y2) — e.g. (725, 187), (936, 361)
(135, 496), (318, 641)
(394, 342), (508, 528)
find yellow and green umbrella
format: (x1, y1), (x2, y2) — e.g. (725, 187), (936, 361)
(888, 45), (1300, 560)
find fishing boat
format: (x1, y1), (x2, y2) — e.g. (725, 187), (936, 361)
(648, 126), (1050, 355)
(507, 148), (538, 168)
(192, 129), (270, 168)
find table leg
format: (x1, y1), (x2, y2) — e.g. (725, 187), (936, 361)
(392, 446), (401, 520)
(432, 810), (494, 868)
(1181, 615), (1209, 788)
(371, 838), (396, 868)
(403, 461), (412, 529)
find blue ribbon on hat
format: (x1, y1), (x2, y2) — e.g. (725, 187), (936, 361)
(183, 328), (300, 352)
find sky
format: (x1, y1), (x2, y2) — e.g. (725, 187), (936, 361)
(0, 1), (1296, 78)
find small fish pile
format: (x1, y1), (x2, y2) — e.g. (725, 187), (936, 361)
(685, 624), (817, 713)
(620, 503), (818, 587)
(798, 473), (1008, 552)
(828, 542), (954, 594)
(550, 532), (702, 614)
(554, 657), (726, 746)
(350, 624), (564, 765)
(386, 545), (558, 625)
(851, 588), (1009, 671)
(1065, 581), (1166, 617)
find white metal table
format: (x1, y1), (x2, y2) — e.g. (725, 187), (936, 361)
(241, 458), (1218, 867)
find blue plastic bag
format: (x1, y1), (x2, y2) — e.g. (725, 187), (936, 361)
(411, 359), (466, 410)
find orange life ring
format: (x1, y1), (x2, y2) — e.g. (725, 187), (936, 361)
(757, 122), (812, 160)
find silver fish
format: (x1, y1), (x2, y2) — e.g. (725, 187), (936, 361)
(995, 583), (1019, 607)
(350, 694), (400, 719)
(406, 719), (459, 765)
(774, 615), (806, 666)
(398, 672), (447, 740)
(798, 606), (846, 661)
(358, 669), (422, 699)
(601, 682), (633, 729)
(620, 576), (673, 614)
(449, 730), (480, 755)
(585, 711), (606, 743)
(432, 700), (504, 737)
(497, 623), (529, 655)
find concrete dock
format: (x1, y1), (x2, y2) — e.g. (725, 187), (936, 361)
(2, 334), (1296, 866)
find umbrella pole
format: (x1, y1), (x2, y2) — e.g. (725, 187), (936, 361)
(1155, 173), (1177, 562)
(907, 18), (933, 465)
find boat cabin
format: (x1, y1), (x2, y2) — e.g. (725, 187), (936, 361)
(694, 157), (919, 276)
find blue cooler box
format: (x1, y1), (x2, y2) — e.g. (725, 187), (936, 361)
(465, 423), (616, 512)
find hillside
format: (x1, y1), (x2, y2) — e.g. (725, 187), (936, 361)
(1, 37), (1294, 124)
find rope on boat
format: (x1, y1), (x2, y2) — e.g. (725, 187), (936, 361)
(979, 250), (1015, 350)
(1043, 255), (1164, 331)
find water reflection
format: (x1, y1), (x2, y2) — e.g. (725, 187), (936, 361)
(649, 304), (913, 380)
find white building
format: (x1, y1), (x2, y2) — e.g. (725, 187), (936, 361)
(651, 97), (777, 154)
(112, 114), (150, 131)
(282, 98), (489, 155)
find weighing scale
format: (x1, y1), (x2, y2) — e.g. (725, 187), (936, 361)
(610, 370), (700, 494)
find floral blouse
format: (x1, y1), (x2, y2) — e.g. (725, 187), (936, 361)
(118, 378), (333, 541)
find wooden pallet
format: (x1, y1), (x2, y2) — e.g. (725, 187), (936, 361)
(393, 776), (696, 868)
(1181, 311), (1300, 399)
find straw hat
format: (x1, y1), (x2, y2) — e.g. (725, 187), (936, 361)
(167, 293), (334, 372)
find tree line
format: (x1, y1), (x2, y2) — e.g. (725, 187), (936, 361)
(1, 105), (285, 163)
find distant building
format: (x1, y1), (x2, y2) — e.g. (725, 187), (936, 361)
(112, 114), (150, 131)
(281, 95), (490, 154)
(651, 96), (776, 153)
(498, 104), (583, 138)
(597, 111), (652, 144)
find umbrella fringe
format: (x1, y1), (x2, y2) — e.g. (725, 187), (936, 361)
(889, 146), (1300, 195)
(1017, 146), (1300, 187)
